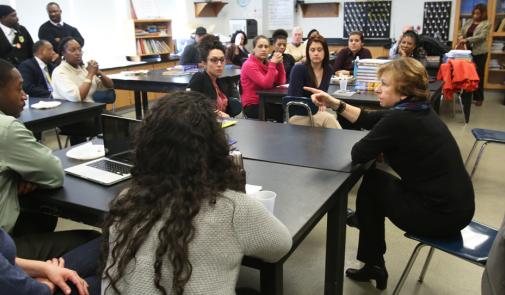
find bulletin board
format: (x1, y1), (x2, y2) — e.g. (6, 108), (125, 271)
(422, 1), (452, 41)
(343, 1), (392, 39)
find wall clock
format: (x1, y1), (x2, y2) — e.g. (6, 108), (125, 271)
(237, 0), (250, 8)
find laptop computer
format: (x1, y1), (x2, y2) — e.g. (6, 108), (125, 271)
(64, 114), (140, 186)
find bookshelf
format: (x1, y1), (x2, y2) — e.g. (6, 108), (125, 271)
(133, 19), (173, 59)
(453, 0), (505, 90)
(486, 0), (505, 89)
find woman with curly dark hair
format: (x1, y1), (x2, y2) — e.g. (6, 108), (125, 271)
(100, 91), (292, 295)
(225, 30), (249, 66)
(187, 35), (242, 118)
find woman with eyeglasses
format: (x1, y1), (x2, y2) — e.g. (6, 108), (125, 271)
(240, 35), (285, 120)
(187, 35), (241, 118)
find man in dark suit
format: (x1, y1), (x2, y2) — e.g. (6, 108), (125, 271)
(38, 2), (84, 51)
(0, 5), (34, 66)
(18, 40), (56, 98)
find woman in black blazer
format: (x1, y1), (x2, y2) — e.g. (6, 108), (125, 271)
(187, 35), (241, 118)
(306, 58), (474, 290)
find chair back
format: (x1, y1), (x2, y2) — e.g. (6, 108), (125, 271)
(227, 97), (243, 117)
(282, 96), (318, 127)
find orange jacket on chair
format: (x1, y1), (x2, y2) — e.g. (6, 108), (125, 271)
(437, 59), (479, 99)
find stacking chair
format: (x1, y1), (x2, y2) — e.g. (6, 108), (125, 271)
(392, 221), (498, 295)
(465, 128), (505, 178)
(281, 96), (318, 127)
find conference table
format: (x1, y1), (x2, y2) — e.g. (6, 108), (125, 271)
(19, 97), (105, 134)
(27, 120), (368, 295)
(256, 80), (444, 121)
(109, 65), (241, 119)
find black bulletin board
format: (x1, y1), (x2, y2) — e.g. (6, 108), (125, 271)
(343, 1), (392, 39)
(422, 1), (452, 41)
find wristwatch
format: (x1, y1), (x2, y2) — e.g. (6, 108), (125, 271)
(336, 101), (347, 114)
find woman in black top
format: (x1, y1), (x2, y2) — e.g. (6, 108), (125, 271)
(306, 58), (474, 290)
(225, 30), (249, 67)
(188, 35), (240, 117)
(389, 30), (427, 66)
(333, 31), (372, 75)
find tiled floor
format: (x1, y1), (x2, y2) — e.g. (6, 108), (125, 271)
(48, 91), (505, 294)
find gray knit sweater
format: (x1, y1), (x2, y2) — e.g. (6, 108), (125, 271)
(102, 190), (292, 294)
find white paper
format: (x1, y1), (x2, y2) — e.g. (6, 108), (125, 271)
(267, 0), (294, 30)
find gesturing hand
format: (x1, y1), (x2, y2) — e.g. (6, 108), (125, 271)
(303, 86), (339, 109)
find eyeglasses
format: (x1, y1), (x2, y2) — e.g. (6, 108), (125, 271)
(208, 57), (225, 64)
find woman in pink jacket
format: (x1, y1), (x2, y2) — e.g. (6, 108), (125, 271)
(240, 35), (286, 120)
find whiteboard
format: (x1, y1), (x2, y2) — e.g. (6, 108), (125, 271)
(267, 0), (294, 30)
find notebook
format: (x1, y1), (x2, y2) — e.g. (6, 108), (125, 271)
(64, 114), (140, 186)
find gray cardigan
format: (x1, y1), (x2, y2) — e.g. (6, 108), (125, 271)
(459, 19), (490, 55)
(102, 190), (292, 295)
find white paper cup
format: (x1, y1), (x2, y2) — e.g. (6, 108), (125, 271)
(339, 79), (348, 91)
(250, 190), (277, 214)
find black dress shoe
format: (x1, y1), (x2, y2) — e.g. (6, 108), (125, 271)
(346, 264), (388, 290)
(346, 209), (359, 229)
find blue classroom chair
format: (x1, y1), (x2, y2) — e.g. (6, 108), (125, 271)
(392, 220), (497, 295)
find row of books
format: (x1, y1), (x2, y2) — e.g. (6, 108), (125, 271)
(136, 39), (170, 55)
(354, 59), (391, 90)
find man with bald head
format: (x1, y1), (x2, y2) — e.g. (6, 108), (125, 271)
(18, 40), (56, 98)
(39, 2), (84, 51)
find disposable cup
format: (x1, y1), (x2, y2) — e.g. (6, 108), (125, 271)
(339, 78), (348, 91)
(250, 190), (277, 214)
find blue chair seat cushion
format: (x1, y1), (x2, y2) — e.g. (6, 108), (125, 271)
(472, 128), (505, 143)
(92, 89), (116, 104)
(405, 221), (497, 265)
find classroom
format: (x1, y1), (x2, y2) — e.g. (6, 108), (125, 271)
(0, 0), (503, 294)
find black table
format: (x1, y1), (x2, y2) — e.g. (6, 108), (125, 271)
(18, 98), (105, 133)
(109, 65), (241, 119)
(256, 80), (444, 121)
(28, 151), (363, 295)
(27, 120), (367, 295)
(226, 119), (367, 173)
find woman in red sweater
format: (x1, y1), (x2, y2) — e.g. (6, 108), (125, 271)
(240, 35), (285, 120)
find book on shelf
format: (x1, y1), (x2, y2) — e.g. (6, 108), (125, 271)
(136, 39), (170, 55)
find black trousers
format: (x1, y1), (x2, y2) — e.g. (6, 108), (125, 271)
(355, 168), (473, 267)
(472, 53), (487, 102)
(13, 230), (100, 261)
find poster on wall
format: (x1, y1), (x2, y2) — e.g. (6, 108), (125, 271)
(343, 1), (391, 39)
(422, 1), (452, 41)
(267, 0), (294, 30)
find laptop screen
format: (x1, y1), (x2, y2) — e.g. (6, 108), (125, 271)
(102, 114), (140, 164)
